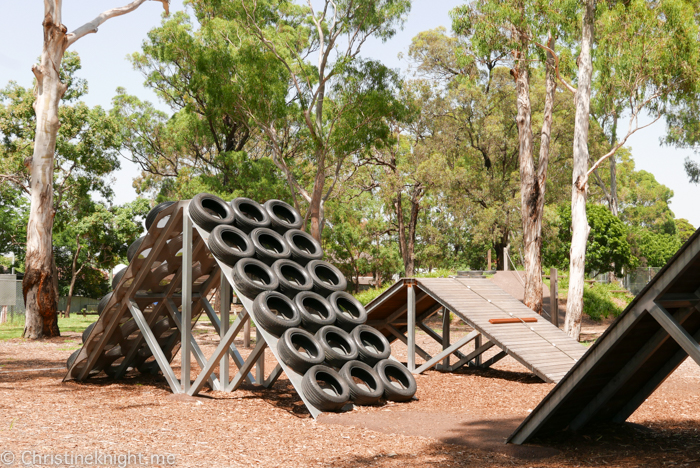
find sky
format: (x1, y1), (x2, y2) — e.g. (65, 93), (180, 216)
(1, 0), (699, 227)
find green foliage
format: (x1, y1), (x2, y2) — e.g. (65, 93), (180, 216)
(547, 203), (632, 276)
(675, 218), (696, 243)
(582, 283), (633, 321)
(0, 314), (98, 341)
(353, 285), (392, 306)
(627, 227), (682, 268)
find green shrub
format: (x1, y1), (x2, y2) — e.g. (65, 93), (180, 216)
(583, 283), (633, 321)
(354, 285), (392, 306)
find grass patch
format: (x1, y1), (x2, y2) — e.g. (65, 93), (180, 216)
(583, 282), (634, 321)
(0, 314), (99, 341)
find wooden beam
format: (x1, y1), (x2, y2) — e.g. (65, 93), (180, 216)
(649, 304), (700, 367)
(414, 330), (480, 374)
(449, 341), (496, 371)
(479, 351), (507, 369)
(385, 324), (433, 362)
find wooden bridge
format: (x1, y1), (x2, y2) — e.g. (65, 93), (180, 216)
(365, 277), (586, 383)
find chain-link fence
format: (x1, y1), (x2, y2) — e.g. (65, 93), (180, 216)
(624, 267), (662, 296)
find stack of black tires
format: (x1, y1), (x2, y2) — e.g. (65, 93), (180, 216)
(190, 193), (417, 412)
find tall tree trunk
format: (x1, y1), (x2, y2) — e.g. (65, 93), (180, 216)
(609, 117), (619, 217)
(521, 35), (557, 315)
(64, 237), (84, 319)
(565, 0), (596, 341)
(307, 151), (326, 241)
(513, 41), (540, 313)
(23, 13), (68, 339)
(394, 194), (409, 276)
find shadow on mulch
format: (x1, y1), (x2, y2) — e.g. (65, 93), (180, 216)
(449, 365), (545, 384)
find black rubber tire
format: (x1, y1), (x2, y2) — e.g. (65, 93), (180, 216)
(250, 228), (291, 265)
(127, 236), (145, 263)
(374, 359), (417, 402)
(301, 365), (350, 412)
(189, 192), (235, 231)
(306, 260), (348, 297)
(294, 291), (336, 333)
(252, 291), (301, 337)
(97, 292), (115, 316)
(277, 328), (325, 373)
(264, 199), (303, 234)
(145, 201), (175, 231)
(351, 325), (392, 366)
(340, 360), (384, 406)
(112, 267), (126, 290)
(272, 259), (313, 298)
(208, 225), (254, 266)
(66, 348), (82, 369)
(82, 323), (96, 344)
(328, 291), (367, 332)
(231, 258), (279, 299)
(231, 197), (271, 233)
(315, 325), (359, 368)
(284, 229), (323, 266)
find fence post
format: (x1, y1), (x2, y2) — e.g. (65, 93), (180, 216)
(503, 247), (508, 271)
(487, 249), (492, 271)
(550, 268), (559, 327)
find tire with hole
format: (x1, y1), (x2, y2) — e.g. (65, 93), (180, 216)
(252, 291), (301, 337)
(264, 199), (303, 234)
(189, 193), (235, 231)
(66, 348), (82, 369)
(294, 291), (336, 333)
(301, 365), (350, 412)
(97, 292), (115, 316)
(272, 259), (313, 298)
(231, 197), (270, 233)
(351, 325), (392, 366)
(315, 325), (358, 368)
(112, 267), (127, 290)
(145, 201), (175, 231)
(82, 323), (96, 344)
(284, 229), (323, 266)
(277, 328), (325, 373)
(340, 360), (384, 406)
(127, 236), (145, 263)
(231, 258), (279, 299)
(208, 225), (254, 266)
(328, 291), (367, 332)
(374, 359), (417, 402)
(250, 228), (291, 265)
(306, 260), (347, 297)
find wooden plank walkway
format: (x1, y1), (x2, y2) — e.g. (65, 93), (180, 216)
(416, 278), (586, 383)
(365, 277), (586, 383)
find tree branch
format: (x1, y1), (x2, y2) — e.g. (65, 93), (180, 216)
(533, 40), (576, 95)
(66, 0), (169, 47)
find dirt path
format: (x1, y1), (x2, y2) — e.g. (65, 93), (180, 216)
(0, 326), (699, 467)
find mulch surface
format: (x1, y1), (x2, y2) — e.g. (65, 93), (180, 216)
(0, 322), (699, 467)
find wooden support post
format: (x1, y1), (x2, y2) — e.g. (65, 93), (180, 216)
(550, 268), (559, 327)
(504, 247), (509, 271)
(256, 325), (265, 383)
(244, 318), (251, 348)
(473, 334), (482, 366)
(407, 281), (416, 372)
(441, 307), (450, 370)
(487, 250), (492, 271)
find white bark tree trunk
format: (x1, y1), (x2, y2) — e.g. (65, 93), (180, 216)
(565, 0), (596, 341)
(22, 0), (168, 339)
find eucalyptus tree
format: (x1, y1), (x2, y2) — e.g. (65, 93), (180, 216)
(192, 0), (411, 241)
(15, 0), (168, 339)
(0, 53), (123, 337)
(562, 0), (700, 340)
(451, 0), (564, 314)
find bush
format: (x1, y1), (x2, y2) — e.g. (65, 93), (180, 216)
(354, 285), (392, 306)
(583, 283), (633, 321)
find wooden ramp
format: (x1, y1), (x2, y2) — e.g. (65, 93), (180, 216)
(509, 228), (700, 445)
(366, 277), (586, 383)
